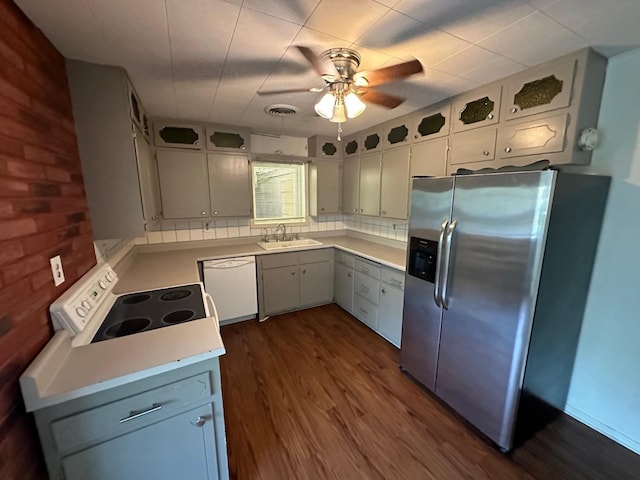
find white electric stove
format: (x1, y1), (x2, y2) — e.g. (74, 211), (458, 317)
(50, 262), (215, 347)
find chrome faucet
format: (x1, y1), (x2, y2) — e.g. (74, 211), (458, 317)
(261, 227), (269, 242)
(274, 223), (287, 241)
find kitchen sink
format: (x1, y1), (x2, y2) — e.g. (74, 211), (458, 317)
(257, 238), (323, 250)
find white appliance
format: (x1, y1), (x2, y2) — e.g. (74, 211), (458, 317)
(203, 256), (258, 325)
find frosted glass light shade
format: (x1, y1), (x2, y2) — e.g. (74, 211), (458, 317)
(331, 100), (347, 123)
(314, 93), (335, 119)
(344, 92), (366, 118)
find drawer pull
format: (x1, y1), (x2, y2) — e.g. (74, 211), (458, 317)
(119, 403), (162, 423)
(482, 150), (490, 156)
(505, 146), (512, 153)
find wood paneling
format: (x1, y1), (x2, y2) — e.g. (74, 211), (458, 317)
(220, 304), (640, 480)
(0, 1), (95, 478)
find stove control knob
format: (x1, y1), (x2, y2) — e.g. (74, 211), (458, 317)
(76, 306), (88, 318)
(81, 300), (92, 310)
(99, 280), (107, 290)
(106, 271), (116, 282)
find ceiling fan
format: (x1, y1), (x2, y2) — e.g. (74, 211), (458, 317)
(257, 46), (423, 135)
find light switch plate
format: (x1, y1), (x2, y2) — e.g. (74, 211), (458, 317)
(50, 255), (65, 286)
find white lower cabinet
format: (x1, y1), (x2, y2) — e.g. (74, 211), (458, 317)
(34, 360), (228, 480)
(258, 249), (334, 317)
(333, 249), (404, 347)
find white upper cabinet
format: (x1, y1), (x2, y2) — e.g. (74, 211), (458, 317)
(208, 153), (251, 217)
(342, 134), (360, 157)
(207, 126), (250, 153)
(156, 150), (210, 219)
(154, 122), (205, 149)
(383, 117), (412, 149)
(411, 103), (451, 143)
(452, 84), (502, 133)
(361, 128), (383, 154)
(308, 135), (341, 158)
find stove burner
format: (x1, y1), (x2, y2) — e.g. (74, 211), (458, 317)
(122, 294), (151, 305)
(163, 309), (195, 324)
(105, 317), (151, 338)
(160, 290), (192, 301)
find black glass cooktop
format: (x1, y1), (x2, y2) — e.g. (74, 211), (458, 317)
(91, 284), (206, 343)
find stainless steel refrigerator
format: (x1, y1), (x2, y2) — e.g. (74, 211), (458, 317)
(400, 170), (609, 451)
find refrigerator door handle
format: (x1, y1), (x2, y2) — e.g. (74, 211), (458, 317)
(441, 219), (457, 310)
(434, 219), (449, 307)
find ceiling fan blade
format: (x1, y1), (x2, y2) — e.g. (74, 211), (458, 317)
(356, 59), (423, 87)
(257, 87), (324, 96)
(295, 45), (339, 79)
(359, 89), (405, 109)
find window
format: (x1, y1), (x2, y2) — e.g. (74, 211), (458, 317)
(251, 161), (307, 225)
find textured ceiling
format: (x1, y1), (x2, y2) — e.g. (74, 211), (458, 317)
(14, 0), (640, 138)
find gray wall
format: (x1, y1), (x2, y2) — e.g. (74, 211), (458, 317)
(566, 47), (640, 454)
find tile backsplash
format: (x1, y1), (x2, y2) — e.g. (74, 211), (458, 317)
(133, 215), (408, 246)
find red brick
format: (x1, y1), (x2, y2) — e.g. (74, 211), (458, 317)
(0, 78), (30, 108)
(5, 284), (55, 326)
(1, 254), (46, 283)
(20, 230), (58, 255)
(0, 176), (30, 197)
(0, 154), (45, 180)
(0, 239), (23, 267)
(0, 38), (23, 70)
(22, 145), (57, 165)
(33, 213), (66, 232)
(0, 218), (36, 240)
(0, 277), (30, 311)
(0, 134), (22, 158)
(30, 182), (61, 197)
(13, 199), (51, 215)
(29, 267), (53, 290)
(60, 183), (85, 197)
(50, 197), (88, 212)
(0, 200), (14, 218)
(0, 316), (11, 338)
(44, 165), (71, 183)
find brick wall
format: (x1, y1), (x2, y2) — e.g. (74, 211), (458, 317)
(0, 1), (96, 478)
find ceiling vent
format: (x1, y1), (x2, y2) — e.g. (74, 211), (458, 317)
(265, 104), (298, 117)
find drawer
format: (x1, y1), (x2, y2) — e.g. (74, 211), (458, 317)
(334, 249), (354, 268)
(51, 372), (211, 452)
(354, 271), (380, 305)
(381, 266), (405, 290)
(259, 251), (299, 269)
(353, 294), (379, 331)
(354, 257), (381, 279)
(299, 248), (333, 264)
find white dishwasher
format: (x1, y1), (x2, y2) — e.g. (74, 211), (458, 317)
(203, 256), (258, 325)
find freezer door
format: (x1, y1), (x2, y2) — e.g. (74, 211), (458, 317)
(400, 176), (453, 390)
(434, 171), (555, 450)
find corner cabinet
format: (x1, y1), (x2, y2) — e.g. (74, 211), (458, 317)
(66, 60), (157, 239)
(33, 360), (228, 480)
(257, 249), (334, 317)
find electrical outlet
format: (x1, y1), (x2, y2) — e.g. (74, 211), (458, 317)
(50, 255), (65, 286)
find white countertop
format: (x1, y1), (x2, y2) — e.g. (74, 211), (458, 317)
(21, 232), (406, 412)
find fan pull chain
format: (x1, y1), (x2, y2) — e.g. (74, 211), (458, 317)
(337, 123), (343, 141)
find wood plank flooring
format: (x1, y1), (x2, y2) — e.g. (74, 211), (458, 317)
(219, 304), (640, 480)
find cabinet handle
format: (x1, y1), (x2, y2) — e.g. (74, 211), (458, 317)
(487, 113), (494, 120)
(482, 150), (490, 156)
(302, 269), (306, 274)
(321, 207), (325, 211)
(347, 272), (352, 277)
(511, 107), (518, 113)
(505, 147), (512, 153)
(381, 288), (387, 294)
(291, 271), (296, 275)
(190, 416), (207, 427)
(360, 209), (364, 213)
(414, 134), (419, 139)
(201, 211), (207, 216)
(353, 208), (358, 213)
(119, 403), (162, 423)
(194, 140), (200, 146)
(213, 210), (219, 215)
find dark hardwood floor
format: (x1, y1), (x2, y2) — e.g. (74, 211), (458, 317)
(219, 304), (640, 480)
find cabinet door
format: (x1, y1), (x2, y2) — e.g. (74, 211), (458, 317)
(157, 150), (210, 219)
(342, 156), (360, 214)
(61, 405), (218, 480)
(452, 84), (501, 133)
(411, 103), (451, 142)
(380, 147), (410, 219)
(449, 128), (497, 166)
(334, 263), (354, 312)
(410, 138), (448, 178)
(379, 284), (404, 348)
(343, 136), (360, 157)
(502, 58), (575, 121)
(154, 123), (204, 149)
(310, 160), (341, 215)
(300, 261), (334, 307)
(205, 126), (249, 152)
(361, 129), (382, 153)
(207, 153), (251, 217)
(359, 152), (381, 216)
(308, 136), (341, 158)
(384, 118), (412, 149)
(134, 126), (162, 223)
(497, 113), (568, 159)
(262, 266), (300, 314)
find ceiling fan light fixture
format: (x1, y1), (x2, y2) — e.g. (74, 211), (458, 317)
(331, 97), (347, 123)
(314, 92), (336, 119)
(344, 92), (366, 119)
